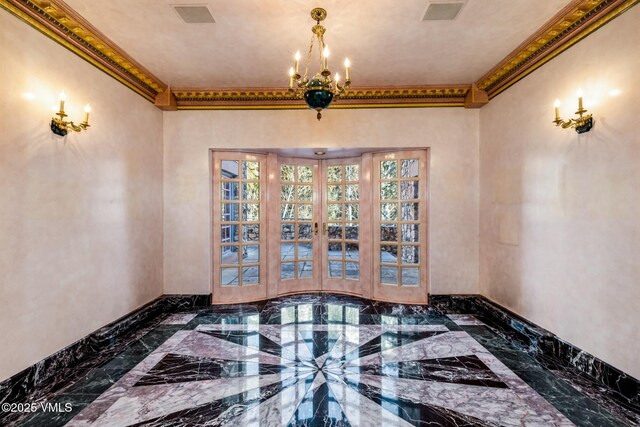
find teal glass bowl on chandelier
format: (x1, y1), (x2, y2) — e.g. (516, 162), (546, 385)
(304, 77), (334, 119)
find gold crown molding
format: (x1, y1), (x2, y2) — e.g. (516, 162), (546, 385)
(177, 103), (464, 111)
(172, 86), (468, 109)
(2, 0), (637, 109)
(477, 0), (639, 98)
(0, 0), (167, 101)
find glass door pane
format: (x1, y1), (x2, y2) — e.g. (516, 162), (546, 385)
(280, 164), (314, 280)
(373, 151), (428, 304)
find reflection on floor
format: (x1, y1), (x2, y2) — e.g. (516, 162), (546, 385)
(17, 295), (637, 426)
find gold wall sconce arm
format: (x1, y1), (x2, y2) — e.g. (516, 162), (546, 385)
(553, 90), (594, 134)
(50, 92), (91, 136)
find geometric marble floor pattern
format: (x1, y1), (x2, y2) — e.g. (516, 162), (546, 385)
(66, 325), (571, 426)
(14, 295), (637, 426)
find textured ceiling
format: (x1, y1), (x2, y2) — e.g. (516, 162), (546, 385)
(62, 0), (570, 88)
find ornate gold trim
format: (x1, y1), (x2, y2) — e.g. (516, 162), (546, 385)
(0, 0), (166, 101)
(173, 86), (468, 99)
(477, 0), (639, 98)
(177, 102), (464, 111)
(172, 86), (468, 109)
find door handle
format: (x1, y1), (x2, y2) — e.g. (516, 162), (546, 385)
(314, 222), (319, 236)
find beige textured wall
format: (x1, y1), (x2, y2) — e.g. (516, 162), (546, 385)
(163, 108), (480, 296)
(480, 6), (640, 379)
(0, 13), (164, 381)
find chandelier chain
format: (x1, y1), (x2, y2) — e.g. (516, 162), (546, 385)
(318, 34), (324, 72)
(304, 32), (314, 81)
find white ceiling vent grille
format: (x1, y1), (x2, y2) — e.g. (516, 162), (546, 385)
(422, 2), (465, 21)
(174, 5), (215, 24)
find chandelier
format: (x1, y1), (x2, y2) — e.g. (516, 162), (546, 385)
(287, 8), (351, 120)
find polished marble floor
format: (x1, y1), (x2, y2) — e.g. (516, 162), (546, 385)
(15, 295), (639, 426)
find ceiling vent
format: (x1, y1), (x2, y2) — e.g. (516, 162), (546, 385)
(422, 2), (465, 21)
(173, 5), (215, 24)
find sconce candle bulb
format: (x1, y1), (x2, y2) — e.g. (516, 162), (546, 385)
(577, 89), (585, 112)
(553, 91), (593, 134)
(59, 92), (66, 114)
(83, 104), (91, 124)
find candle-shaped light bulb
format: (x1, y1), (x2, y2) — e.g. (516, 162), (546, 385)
(294, 50), (301, 75)
(323, 46), (329, 70)
(288, 67), (295, 89)
(83, 104), (91, 124)
(576, 89), (584, 111)
(344, 57), (350, 81)
(554, 99), (560, 120)
(335, 73), (340, 84)
(59, 92), (66, 113)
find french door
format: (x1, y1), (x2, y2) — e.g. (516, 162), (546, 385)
(211, 152), (268, 303)
(372, 151), (429, 304)
(273, 157), (322, 295)
(320, 156), (371, 295)
(211, 150), (429, 304)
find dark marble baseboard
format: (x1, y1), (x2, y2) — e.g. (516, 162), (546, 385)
(431, 294), (640, 410)
(0, 294), (210, 408)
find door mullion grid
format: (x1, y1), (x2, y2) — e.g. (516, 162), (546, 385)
(219, 175), (263, 287)
(325, 162), (361, 282)
(377, 155), (423, 289)
(220, 175), (242, 286)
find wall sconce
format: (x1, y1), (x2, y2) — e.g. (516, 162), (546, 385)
(50, 92), (91, 136)
(552, 89), (593, 134)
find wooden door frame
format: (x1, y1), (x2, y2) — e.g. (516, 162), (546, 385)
(269, 156), (322, 296)
(372, 149), (430, 304)
(211, 151), (268, 304)
(319, 155), (372, 298)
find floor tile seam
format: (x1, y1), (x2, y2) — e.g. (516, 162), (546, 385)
(470, 337), (630, 425)
(464, 334), (624, 416)
(2, 310), (170, 402)
(254, 372), (315, 427)
(282, 372), (321, 427)
(452, 332), (569, 411)
(324, 375), (361, 424)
